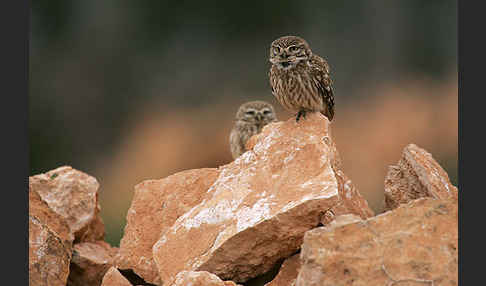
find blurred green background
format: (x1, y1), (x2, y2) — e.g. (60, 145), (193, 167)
(30, 0), (457, 246)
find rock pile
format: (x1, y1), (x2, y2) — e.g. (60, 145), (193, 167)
(31, 166), (105, 243)
(152, 113), (374, 285)
(29, 166), (117, 286)
(296, 197), (458, 285)
(115, 168), (220, 285)
(28, 113), (458, 285)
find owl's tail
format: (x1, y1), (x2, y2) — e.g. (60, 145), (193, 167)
(321, 107), (334, 121)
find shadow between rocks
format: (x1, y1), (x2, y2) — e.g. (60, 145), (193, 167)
(243, 249), (301, 286)
(118, 269), (158, 286)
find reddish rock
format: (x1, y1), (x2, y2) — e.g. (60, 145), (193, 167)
(321, 213), (363, 230)
(265, 254), (302, 286)
(384, 144), (458, 211)
(296, 197), (458, 286)
(101, 267), (132, 286)
(67, 241), (119, 286)
(153, 113), (374, 284)
(29, 166), (105, 242)
(171, 271), (241, 286)
(115, 168), (220, 284)
(29, 189), (74, 286)
(322, 170), (374, 225)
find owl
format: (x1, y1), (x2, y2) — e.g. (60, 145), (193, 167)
(229, 101), (278, 159)
(268, 35), (335, 122)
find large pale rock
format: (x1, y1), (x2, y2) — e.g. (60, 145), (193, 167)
(101, 267), (132, 286)
(29, 189), (74, 286)
(153, 113), (374, 284)
(116, 168), (220, 284)
(67, 241), (118, 286)
(171, 271), (241, 286)
(265, 254), (302, 286)
(384, 144), (458, 211)
(29, 166), (105, 242)
(296, 197), (458, 286)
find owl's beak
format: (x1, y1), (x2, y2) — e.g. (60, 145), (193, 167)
(256, 113), (263, 121)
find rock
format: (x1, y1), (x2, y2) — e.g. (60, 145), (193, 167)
(171, 271), (242, 286)
(321, 170), (374, 225)
(153, 113), (374, 284)
(29, 189), (74, 286)
(101, 267), (132, 286)
(116, 168), (220, 284)
(296, 197), (458, 286)
(321, 213), (363, 230)
(29, 166), (105, 243)
(67, 241), (119, 286)
(265, 254), (302, 286)
(384, 144), (458, 211)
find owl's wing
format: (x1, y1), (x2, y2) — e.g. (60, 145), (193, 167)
(310, 55), (335, 121)
(268, 67), (276, 95)
(229, 127), (243, 159)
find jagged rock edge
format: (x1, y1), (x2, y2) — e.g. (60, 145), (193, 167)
(29, 215), (73, 258)
(192, 199), (338, 281)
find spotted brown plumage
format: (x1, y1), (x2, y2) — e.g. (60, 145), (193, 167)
(229, 101), (278, 159)
(269, 35), (335, 122)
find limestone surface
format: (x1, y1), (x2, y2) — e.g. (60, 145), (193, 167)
(170, 271), (241, 286)
(67, 241), (118, 286)
(115, 168), (220, 284)
(101, 267), (132, 286)
(296, 197), (458, 286)
(384, 144), (458, 211)
(29, 166), (105, 242)
(153, 113), (374, 284)
(29, 189), (74, 286)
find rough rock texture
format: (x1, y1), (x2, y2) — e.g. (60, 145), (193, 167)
(171, 271), (242, 286)
(29, 189), (74, 286)
(153, 113), (374, 284)
(320, 170), (374, 225)
(116, 168), (220, 285)
(296, 197), (458, 286)
(265, 254), (302, 286)
(29, 166), (105, 243)
(384, 144), (458, 211)
(101, 267), (132, 286)
(67, 241), (119, 286)
(321, 213), (363, 230)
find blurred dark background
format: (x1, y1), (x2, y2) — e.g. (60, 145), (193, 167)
(30, 0), (457, 246)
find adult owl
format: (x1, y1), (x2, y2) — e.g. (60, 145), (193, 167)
(229, 100), (277, 159)
(269, 35), (335, 122)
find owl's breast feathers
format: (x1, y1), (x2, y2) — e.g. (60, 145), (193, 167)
(269, 54), (335, 120)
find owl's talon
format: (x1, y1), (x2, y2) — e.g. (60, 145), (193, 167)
(296, 110), (307, 122)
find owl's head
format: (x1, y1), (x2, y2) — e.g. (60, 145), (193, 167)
(269, 35), (312, 70)
(236, 101), (277, 125)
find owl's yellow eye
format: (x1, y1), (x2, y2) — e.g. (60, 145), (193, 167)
(273, 46), (281, 55)
(288, 46), (299, 53)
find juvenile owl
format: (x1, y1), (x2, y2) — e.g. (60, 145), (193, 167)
(269, 35), (335, 122)
(229, 101), (278, 159)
